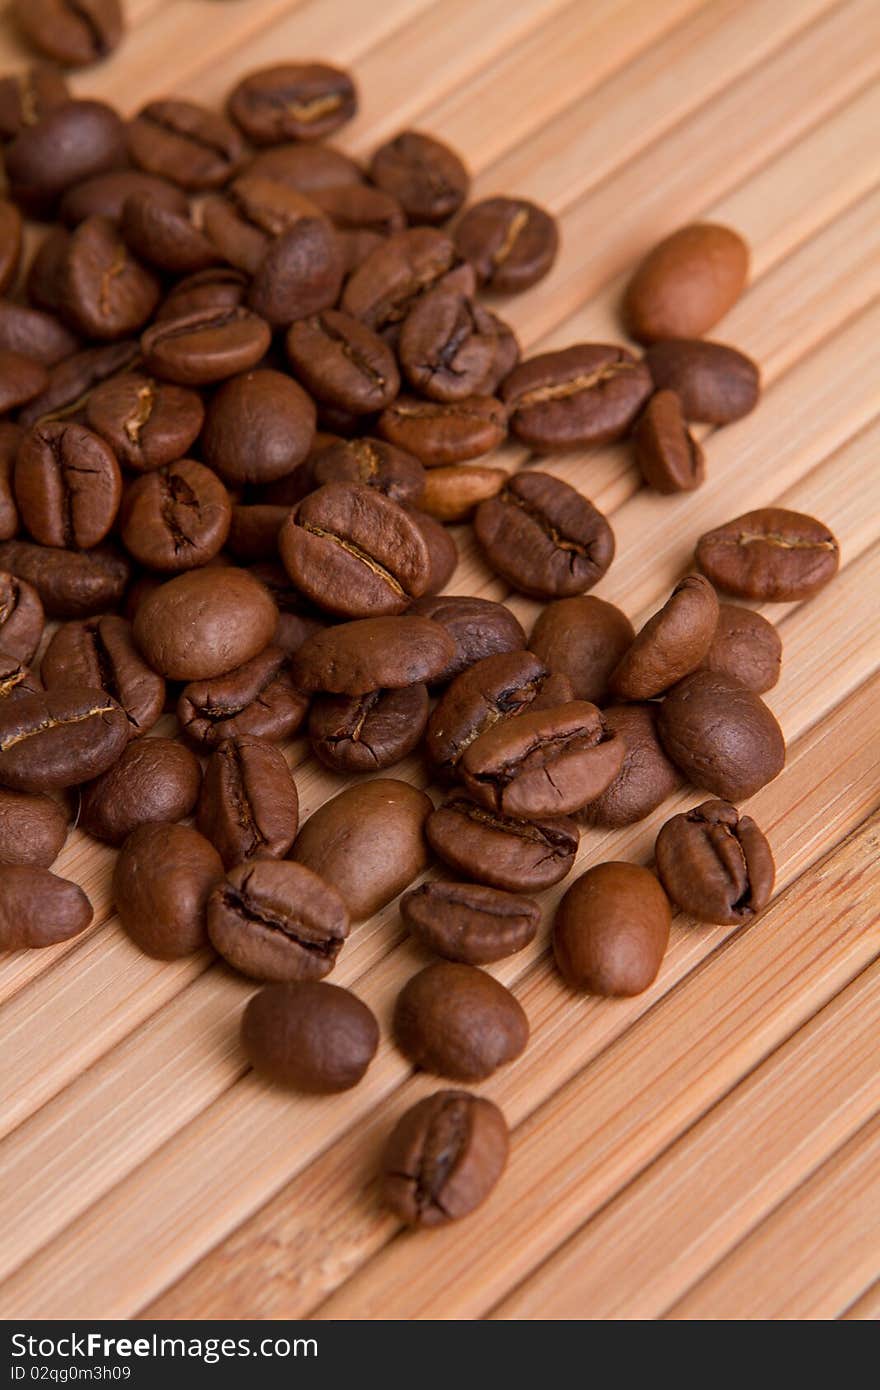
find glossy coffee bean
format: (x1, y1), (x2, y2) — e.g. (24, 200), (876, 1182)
(0, 201), (23, 295)
(79, 737), (201, 846)
(699, 603), (782, 693)
(120, 193), (219, 274)
(157, 265), (248, 322)
(503, 344), (652, 450)
(696, 507), (839, 601)
(18, 340), (139, 426)
(6, 100), (126, 208)
(645, 340), (759, 423)
(610, 574), (719, 700)
(0, 539), (129, 618)
(0, 686), (129, 790)
(658, 671), (785, 801)
(197, 735), (299, 869)
(378, 393), (506, 466)
(113, 821), (224, 959)
(118, 458), (231, 572)
(248, 219), (344, 329)
(309, 438), (425, 506)
(127, 99), (244, 190)
(41, 614), (164, 735)
(0, 64), (69, 138)
(426, 795), (579, 893)
(310, 182), (404, 237)
(202, 368), (316, 487)
(409, 506), (458, 593)
(208, 859), (349, 982)
(59, 215), (160, 340)
(286, 310), (399, 414)
(13, 0), (123, 67)
(341, 228), (475, 335)
(454, 196), (559, 293)
(529, 595), (634, 705)
(418, 464), (506, 523)
(0, 425), (21, 541)
(370, 131), (469, 225)
(382, 1090), (509, 1226)
(0, 300), (78, 367)
(634, 389), (704, 493)
(581, 703), (681, 829)
(246, 142), (363, 193)
(0, 350), (47, 413)
(141, 307), (271, 387)
(60, 170), (188, 226)
(15, 422), (121, 550)
(398, 287), (501, 402)
(243, 980), (378, 1092)
(228, 63), (357, 144)
(202, 175), (323, 275)
(309, 683), (428, 772)
(133, 567), (277, 683)
(394, 961), (528, 1081)
(625, 223), (749, 343)
(178, 646), (308, 750)
(0, 571), (44, 663)
(0, 864), (92, 949)
(0, 788), (67, 867)
(554, 861), (671, 996)
(86, 372), (204, 472)
(292, 616), (456, 695)
(655, 799), (775, 925)
(409, 596), (525, 686)
(401, 880), (540, 965)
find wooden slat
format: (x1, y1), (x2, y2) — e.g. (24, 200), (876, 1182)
(840, 1281), (880, 1320)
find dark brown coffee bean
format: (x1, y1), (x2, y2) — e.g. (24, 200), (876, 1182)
(610, 574), (719, 700)
(205, 172), (322, 266)
(178, 646), (307, 750)
(309, 683), (428, 773)
(17, 340), (138, 426)
(309, 437), (425, 506)
(696, 507), (839, 601)
(292, 778), (432, 920)
(86, 372), (204, 473)
(0, 571), (44, 663)
(208, 859), (349, 981)
(141, 307), (271, 386)
(401, 880), (540, 965)
(13, 0), (123, 67)
(370, 131), (469, 225)
(286, 310), (399, 415)
(426, 650), (561, 778)
(41, 614), (164, 735)
(15, 422), (121, 549)
(634, 389), (704, 493)
(0, 788), (67, 867)
(699, 603), (782, 693)
(202, 369), (315, 489)
(0, 652), (41, 703)
(341, 228), (476, 335)
(427, 795), (578, 893)
(157, 265), (248, 322)
(398, 287), (501, 402)
(658, 670), (785, 801)
(0, 300), (79, 366)
(247, 219), (344, 328)
(474, 471), (614, 599)
(310, 181), (404, 236)
(120, 193), (218, 275)
(0, 539), (129, 618)
(624, 223), (749, 344)
(529, 596), (633, 705)
(655, 798), (775, 925)
(228, 63), (357, 145)
(0, 350), (48, 413)
(645, 340), (760, 423)
(246, 142), (363, 193)
(127, 99), (244, 190)
(113, 821), (223, 959)
(0, 63), (69, 139)
(454, 195), (559, 292)
(0, 426), (21, 542)
(554, 861), (671, 996)
(79, 737), (201, 846)
(409, 596), (525, 686)
(394, 961), (527, 1081)
(243, 980), (378, 1092)
(58, 215), (160, 340)
(60, 170), (188, 226)
(293, 615), (455, 695)
(503, 344), (652, 450)
(133, 566), (278, 682)
(6, 100), (126, 209)
(382, 1090), (509, 1226)
(408, 506), (458, 594)
(0, 864), (91, 949)
(118, 458), (231, 572)
(418, 464), (506, 523)
(197, 734), (299, 869)
(0, 201), (23, 296)
(378, 393), (506, 465)
(0, 685), (129, 790)
(581, 703), (681, 828)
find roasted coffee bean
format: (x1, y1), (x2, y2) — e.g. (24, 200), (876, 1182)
(696, 507), (839, 601)
(581, 703), (681, 828)
(426, 795), (579, 893)
(554, 861), (671, 996)
(394, 961), (527, 1081)
(13, 0), (124, 67)
(208, 859), (349, 981)
(0, 686), (129, 790)
(529, 596), (633, 705)
(157, 265), (249, 322)
(58, 215), (160, 340)
(118, 458), (231, 572)
(0, 301), (78, 367)
(309, 438), (426, 506)
(655, 799), (775, 925)
(370, 131), (469, 225)
(15, 422), (122, 550)
(382, 1090), (509, 1226)
(426, 650), (564, 779)
(24, 226), (70, 313)
(0, 201), (23, 295)
(625, 223), (749, 343)
(0, 788), (67, 866)
(228, 63), (357, 144)
(401, 880), (540, 965)
(341, 228), (475, 335)
(178, 646), (308, 750)
(408, 507), (458, 594)
(378, 393), (506, 466)
(6, 100), (126, 208)
(293, 615), (455, 695)
(79, 737), (201, 846)
(0, 864), (91, 949)
(208, 171), (319, 259)
(474, 471), (614, 599)
(309, 683), (428, 772)
(409, 596), (525, 686)
(202, 368), (315, 487)
(41, 614), (164, 735)
(292, 778), (432, 920)
(197, 735), (299, 869)
(0, 539), (129, 618)
(0, 426), (22, 541)
(133, 566), (278, 681)
(86, 372), (204, 472)
(247, 218), (344, 327)
(610, 574), (719, 700)
(113, 821), (223, 959)
(286, 310), (399, 414)
(633, 389), (704, 493)
(0, 351), (48, 413)
(310, 182), (404, 238)
(398, 287), (501, 402)
(699, 602), (782, 693)
(0, 653), (41, 703)
(0, 63), (69, 138)
(658, 670), (785, 801)
(17, 340), (138, 426)
(243, 980), (378, 1092)
(60, 169), (187, 226)
(246, 142), (364, 193)
(141, 307), (271, 386)
(120, 192), (219, 274)
(0, 572), (44, 663)
(645, 340), (760, 423)
(280, 482), (432, 618)
(503, 344), (652, 451)
(127, 99), (244, 190)
(454, 195), (559, 293)
(226, 504), (288, 562)
(418, 464), (506, 523)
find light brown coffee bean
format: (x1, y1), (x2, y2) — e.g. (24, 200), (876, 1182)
(554, 861), (671, 996)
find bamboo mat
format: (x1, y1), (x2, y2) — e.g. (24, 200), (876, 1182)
(0, 0), (878, 1322)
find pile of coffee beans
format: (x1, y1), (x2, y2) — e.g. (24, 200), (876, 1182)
(0, 29), (841, 1232)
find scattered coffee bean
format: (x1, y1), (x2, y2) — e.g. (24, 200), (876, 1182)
(248, 219), (344, 327)
(79, 736), (201, 846)
(655, 799), (775, 925)
(18, 339), (139, 426)
(86, 372), (205, 472)
(503, 344), (652, 450)
(132, 566), (278, 681)
(113, 821), (224, 959)
(455, 196), (559, 292)
(177, 646), (308, 749)
(418, 463), (505, 523)
(645, 339), (760, 423)
(0, 788), (67, 867)
(242, 980), (378, 1092)
(370, 131), (469, 225)
(293, 615), (456, 695)
(381, 1090), (509, 1226)
(157, 265), (249, 321)
(128, 99), (244, 190)
(342, 228), (475, 335)
(0, 350), (48, 414)
(286, 310), (399, 413)
(0, 64), (70, 138)
(246, 142), (363, 193)
(696, 507), (839, 600)
(700, 602), (782, 693)
(59, 215), (160, 340)
(6, 100), (126, 209)
(0, 686), (129, 791)
(378, 393), (506, 465)
(624, 223), (749, 342)
(401, 880), (540, 965)
(60, 169), (188, 226)
(120, 192), (219, 275)
(474, 471), (614, 598)
(228, 63), (357, 144)
(581, 703), (681, 828)
(0, 300), (78, 366)
(13, 0), (124, 68)
(118, 458), (232, 571)
(427, 795), (579, 892)
(141, 307), (272, 387)
(309, 437), (426, 505)
(202, 368), (316, 486)
(202, 175), (321, 275)
(15, 421), (122, 550)
(658, 670), (785, 800)
(634, 389), (705, 493)
(207, 859), (350, 981)
(0, 571), (44, 663)
(610, 574), (719, 700)
(197, 735), (299, 869)
(398, 286), (501, 401)
(529, 595), (634, 705)
(409, 596), (526, 685)
(0, 864), (92, 949)
(41, 614), (165, 735)
(554, 861), (671, 995)
(309, 683), (428, 773)
(394, 961), (528, 1081)
(0, 539), (130, 618)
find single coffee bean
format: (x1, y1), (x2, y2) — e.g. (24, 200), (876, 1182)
(60, 170), (187, 226)
(308, 437), (426, 506)
(208, 859), (349, 981)
(79, 737), (201, 846)
(401, 880), (540, 965)
(59, 215), (160, 340)
(201, 368), (315, 487)
(610, 574), (719, 700)
(394, 961), (527, 1081)
(114, 821), (223, 959)
(408, 506), (458, 594)
(227, 504), (289, 562)
(248, 219), (344, 327)
(6, 100), (126, 209)
(658, 670), (785, 800)
(454, 195), (559, 292)
(15, 422), (122, 550)
(13, 0), (124, 67)
(157, 265), (248, 322)
(133, 566), (278, 682)
(409, 596), (525, 686)
(246, 562), (326, 655)
(246, 142), (364, 192)
(17, 340), (139, 426)
(211, 167), (324, 253)
(581, 703), (681, 828)
(197, 734), (299, 869)
(127, 99), (244, 189)
(696, 507), (839, 601)
(634, 389), (704, 493)
(0, 350), (48, 413)
(310, 182), (404, 238)
(418, 464), (506, 523)
(625, 223), (749, 343)
(378, 393), (506, 466)
(0, 788), (67, 866)
(0, 539), (129, 618)
(309, 683), (428, 773)
(426, 795), (578, 893)
(341, 228), (476, 335)
(503, 344), (652, 450)
(292, 778), (432, 920)
(286, 310), (399, 414)
(120, 193), (219, 275)
(370, 131), (469, 225)
(529, 595), (633, 705)
(178, 646), (308, 750)
(699, 602), (782, 693)
(0, 201), (23, 295)
(242, 980), (378, 1092)
(474, 471), (614, 599)
(228, 63), (357, 144)
(398, 286), (501, 402)
(118, 458), (231, 572)
(0, 685), (129, 790)
(86, 372), (204, 472)
(0, 63), (70, 138)
(0, 300), (78, 367)
(41, 614), (164, 735)
(554, 861), (671, 996)
(645, 340), (760, 423)
(0, 425), (22, 541)
(655, 798), (775, 925)
(141, 307), (271, 386)
(0, 864), (91, 949)
(381, 1090), (509, 1226)
(0, 571), (44, 663)
(426, 650), (563, 779)
(292, 616), (456, 695)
